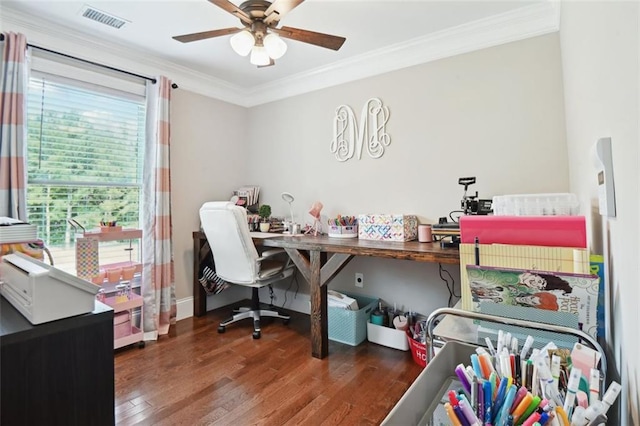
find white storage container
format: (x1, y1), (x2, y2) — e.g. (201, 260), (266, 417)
(366, 321), (410, 351)
(492, 193), (579, 216)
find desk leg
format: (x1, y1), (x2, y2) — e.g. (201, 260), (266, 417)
(308, 250), (328, 359)
(193, 234), (209, 317)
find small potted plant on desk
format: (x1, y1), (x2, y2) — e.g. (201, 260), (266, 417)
(258, 204), (272, 232)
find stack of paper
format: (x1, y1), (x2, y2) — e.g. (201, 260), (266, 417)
(0, 217), (38, 243)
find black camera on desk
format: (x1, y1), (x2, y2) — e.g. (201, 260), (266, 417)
(459, 177), (492, 215)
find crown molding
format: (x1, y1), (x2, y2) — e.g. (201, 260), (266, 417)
(0, 7), (247, 105)
(241, 1), (560, 106)
(1, 2), (559, 108)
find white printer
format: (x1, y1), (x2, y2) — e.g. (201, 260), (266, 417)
(0, 252), (99, 324)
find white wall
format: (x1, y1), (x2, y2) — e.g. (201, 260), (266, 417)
(243, 33), (570, 316)
(559, 2), (639, 423)
(170, 89), (250, 312)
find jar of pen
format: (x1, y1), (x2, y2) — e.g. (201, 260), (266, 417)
(327, 215), (358, 238)
(444, 329), (620, 426)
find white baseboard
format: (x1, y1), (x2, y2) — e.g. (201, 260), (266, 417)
(176, 290), (310, 321)
(176, 297), (193, 321)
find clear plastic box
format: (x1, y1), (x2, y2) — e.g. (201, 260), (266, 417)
(492, 193), (579, 216)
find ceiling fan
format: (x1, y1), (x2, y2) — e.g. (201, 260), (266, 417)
(172, 0), (346, 67)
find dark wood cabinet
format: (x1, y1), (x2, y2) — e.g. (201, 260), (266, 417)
(1, 296), (115, 426)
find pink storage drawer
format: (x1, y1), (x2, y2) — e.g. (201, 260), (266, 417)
(114, 311), (131, 339)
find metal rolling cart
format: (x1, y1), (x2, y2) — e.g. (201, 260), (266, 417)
(382, 308), (611, 426)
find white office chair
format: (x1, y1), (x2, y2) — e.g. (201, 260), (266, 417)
(199, 201), (294, 339)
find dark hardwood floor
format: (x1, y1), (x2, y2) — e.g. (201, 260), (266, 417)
(114, 301), (423, 425)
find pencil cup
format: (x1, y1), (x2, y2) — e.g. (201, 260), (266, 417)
(418, 224), (432, 243)
(370, 311), (385, 326)
(393, 315), (409, 331)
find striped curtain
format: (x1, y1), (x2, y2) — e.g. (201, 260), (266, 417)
(142, 76), (176, 339)
(0, 32), (28, 220)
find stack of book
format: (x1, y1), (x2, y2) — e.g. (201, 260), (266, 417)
(0, 217), (38, 244)
(233, 185), (260, 212)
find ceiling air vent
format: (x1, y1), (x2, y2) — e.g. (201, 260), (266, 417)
(80, 5), (129, 29)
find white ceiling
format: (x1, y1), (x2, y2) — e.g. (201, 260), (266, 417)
(0, 0), (559, 106)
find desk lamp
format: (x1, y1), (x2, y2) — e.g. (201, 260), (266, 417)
(308, 201), (323, 236)
(282, 192), (295, 229)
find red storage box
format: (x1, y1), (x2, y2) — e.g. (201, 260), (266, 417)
(407, 331), (427, 367)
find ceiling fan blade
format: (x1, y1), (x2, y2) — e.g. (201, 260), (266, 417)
(173, 27), (242, 43)
(272, 26), (346, 51)
(208, 0), (253, 25)
(263, 0), (304, 25)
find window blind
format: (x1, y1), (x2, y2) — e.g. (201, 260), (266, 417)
(26, 73), (146, 272)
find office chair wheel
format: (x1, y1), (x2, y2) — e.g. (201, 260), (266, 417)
(253, 330), (261, 339)
(283, 318), (290, 325)
(218, 325), (226, 333)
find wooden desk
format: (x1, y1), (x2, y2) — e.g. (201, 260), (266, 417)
(192, 232), (460, 359)
(261, 235), (459, 358)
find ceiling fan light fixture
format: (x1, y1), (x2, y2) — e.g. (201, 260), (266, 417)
(250, 45), (271, 66)
(230, 30), (255, 56)
(263, 33), (287, 59)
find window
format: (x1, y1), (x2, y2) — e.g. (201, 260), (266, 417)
(26, 72), (146, 273)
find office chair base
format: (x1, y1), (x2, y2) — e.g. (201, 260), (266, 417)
(218, 286), (291, 339)
(218, 307), (290, 339)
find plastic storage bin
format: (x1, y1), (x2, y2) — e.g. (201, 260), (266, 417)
(327, 225), (358, 238)
(492, 193), (579, 216)
(328, 293), (377, 346)
(367, 321), (410, 351)
(381, 341), (478, 425)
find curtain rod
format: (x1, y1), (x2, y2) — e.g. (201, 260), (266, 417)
(0, 33), (179, 89)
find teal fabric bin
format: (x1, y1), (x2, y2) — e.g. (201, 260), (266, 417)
(328, 293), (378, 346)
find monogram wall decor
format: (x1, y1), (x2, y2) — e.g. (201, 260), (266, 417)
(330, 97), (391, 162)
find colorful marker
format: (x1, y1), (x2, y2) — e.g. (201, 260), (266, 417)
(511, 393), (533, 424)
(445, 402), (463, 426)
(516, 395), (541, 426)
(510, 386), (529, 413)
(454, 404), (471, 426)
(495, 384), (516, 426)
(484, 378), (493, 425)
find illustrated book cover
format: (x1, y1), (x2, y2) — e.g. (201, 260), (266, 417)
(466, 265), (600, 338)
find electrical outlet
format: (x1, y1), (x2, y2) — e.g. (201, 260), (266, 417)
(355, 272), (364, 288)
